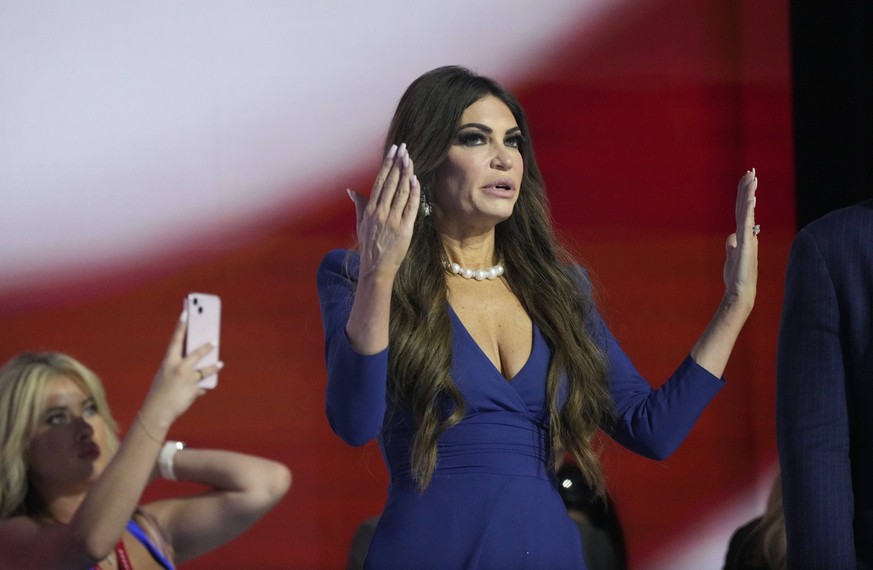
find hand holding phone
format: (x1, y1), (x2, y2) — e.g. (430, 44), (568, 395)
(183, 293), (221, 389)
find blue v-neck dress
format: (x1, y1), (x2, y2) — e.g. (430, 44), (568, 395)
(318, 250), (723, 569)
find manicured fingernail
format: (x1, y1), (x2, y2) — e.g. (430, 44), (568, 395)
(180, 310), (188, 322)
(387, 144), (398, 159)
(412, 174), (419, 187)
(403, 154), (410, 168)
(398, 142), (407, 157)
(216, 361), (225, 370)
(346, 188), (354, 201)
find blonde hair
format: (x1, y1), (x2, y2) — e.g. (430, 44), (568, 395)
(756, 476), (786, 570)
(737, 475), (786, 570)
(0, 353), (119, 519)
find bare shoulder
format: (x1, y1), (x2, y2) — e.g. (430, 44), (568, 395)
(0, 516), (77, 569)
(0, 515), (47, 544)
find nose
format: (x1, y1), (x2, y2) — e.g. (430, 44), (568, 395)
(490, 145), (514, 171)
(74, 415), (95, 441)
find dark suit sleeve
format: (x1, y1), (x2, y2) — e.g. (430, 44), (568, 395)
(777, 229), (856, 568)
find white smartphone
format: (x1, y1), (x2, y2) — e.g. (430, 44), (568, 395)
(183, 292), (221, 389)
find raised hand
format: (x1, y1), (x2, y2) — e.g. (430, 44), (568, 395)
(343, 144), (420, 354)
(723, 168), (759, 313)
(141, 312), (222, 429)
(347, 143), (421, 281)
(688, 169), (759, 377)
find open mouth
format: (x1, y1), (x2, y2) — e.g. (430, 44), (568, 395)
(486, 179), (516, 194)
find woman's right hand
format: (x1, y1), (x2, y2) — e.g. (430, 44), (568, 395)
(343, 143), (420, 354)
(140, 313), (222, 429)
(347, 143), (420, 281)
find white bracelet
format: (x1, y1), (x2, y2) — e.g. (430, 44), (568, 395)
(158, 440), (186, 481)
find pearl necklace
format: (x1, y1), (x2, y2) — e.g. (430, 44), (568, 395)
(443, 259), (505, 281)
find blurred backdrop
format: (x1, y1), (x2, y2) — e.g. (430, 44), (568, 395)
(1, 1), (793, 567)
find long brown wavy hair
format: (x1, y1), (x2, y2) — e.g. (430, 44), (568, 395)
(379, 65), (611, 492)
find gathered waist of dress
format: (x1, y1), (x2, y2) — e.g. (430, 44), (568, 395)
(384, 411), (552, 490)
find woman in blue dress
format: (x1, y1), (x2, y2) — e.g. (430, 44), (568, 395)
(318, 65), (759, 569)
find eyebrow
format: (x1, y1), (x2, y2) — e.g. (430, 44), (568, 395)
(41, 397), (96, 416)
(458, 123), (521, 135)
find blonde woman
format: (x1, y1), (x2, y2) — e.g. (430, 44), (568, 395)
(0, 313), (290, 569)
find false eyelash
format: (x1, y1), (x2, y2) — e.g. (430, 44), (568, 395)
(457, 132), (486, 146)
(505, 134), (526, 148)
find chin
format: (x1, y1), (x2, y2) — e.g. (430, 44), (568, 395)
(490, 207), (515, 224)
(86, 459), (109, 481)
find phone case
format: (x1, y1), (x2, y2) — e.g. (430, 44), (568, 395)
(183, 292), (221, 389)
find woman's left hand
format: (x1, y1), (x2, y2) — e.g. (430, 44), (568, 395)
(722, 168), (758, 314)
(689, 169), (759, 377)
